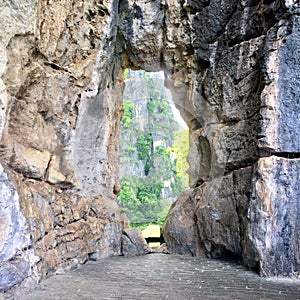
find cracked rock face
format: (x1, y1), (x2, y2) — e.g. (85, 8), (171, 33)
(0, 0), (128, 293)
(121, 228), (151, 257)
(0, 0), (299, 293)
(163, 0), (300, 278)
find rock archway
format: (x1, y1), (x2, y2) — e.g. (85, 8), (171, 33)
(0, 0), (299, 293)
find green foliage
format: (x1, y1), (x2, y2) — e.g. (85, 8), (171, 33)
(138, 191), (156, 204)
(136, 133), (153, 161)
(157, 98), (169, 113)
(122, 100), (135, 128)
(147, 98), (155, 114)
(117, 174), (164, 227)
(144, 157), (151, 176)
(117, 182), (139, 221)
(118, 70), (189, 229)
(125, 146), (136, 156)
(153, 147), (174, 180)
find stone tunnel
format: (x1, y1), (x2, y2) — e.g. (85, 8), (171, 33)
(0, 0), (299, 294)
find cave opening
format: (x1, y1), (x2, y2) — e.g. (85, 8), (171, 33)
(117, 69), (189, 244)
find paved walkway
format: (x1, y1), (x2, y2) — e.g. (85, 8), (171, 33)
(22, 254), (299, 300)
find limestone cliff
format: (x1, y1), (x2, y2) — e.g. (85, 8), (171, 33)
(0, 0), (299, 294)
(161, 0), (300, 278)
(0, 0), (128, 293)
(119, 0), (300, 278)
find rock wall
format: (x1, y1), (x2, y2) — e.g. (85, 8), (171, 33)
(0, 0), (128, 294)
(163, 0), (300, 277)
(0, 0), (299, 294)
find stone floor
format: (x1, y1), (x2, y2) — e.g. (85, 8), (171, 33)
(17, 254), (300, 299)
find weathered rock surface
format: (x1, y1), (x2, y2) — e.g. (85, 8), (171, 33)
(121, 228), (150, 256)
(245, 157), (300, 277)
(163, 0), (300, 278)
(0, 0), (128, 293)
(164, 167), (254, 259)
(0, 257), (30, 292)
(0, 0), (299, 295)
(0, 165), (30, 262)
(163, 189), (201, 256)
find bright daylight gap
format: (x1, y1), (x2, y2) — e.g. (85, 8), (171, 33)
(117, 69), (189, 247)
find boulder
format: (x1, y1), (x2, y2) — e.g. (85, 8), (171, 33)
(121, 228), (150, 256)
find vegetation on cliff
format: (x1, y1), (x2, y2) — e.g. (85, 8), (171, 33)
(117, 70), (188, 228)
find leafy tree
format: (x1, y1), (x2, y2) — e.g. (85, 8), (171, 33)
(147, 98), (155, 114)
(122, 100), (135, 128)
(118, 70), (188, 229)
(136, 133), (153, 161)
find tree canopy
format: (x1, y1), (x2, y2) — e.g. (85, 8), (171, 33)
(118, 70), (189, 228)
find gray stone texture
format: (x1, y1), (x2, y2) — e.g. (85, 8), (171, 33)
(121, 228), (150, 256)
(245, 157), (300, 277)
(164, 0), (300, 278)
(0, 0), (299, 295)
(22, 254), (300, 300)
(0, 1), (129, 293)
(163, 189), (201, 257)
(0, 258), (30, 292)
(277, 15), (300, 152)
